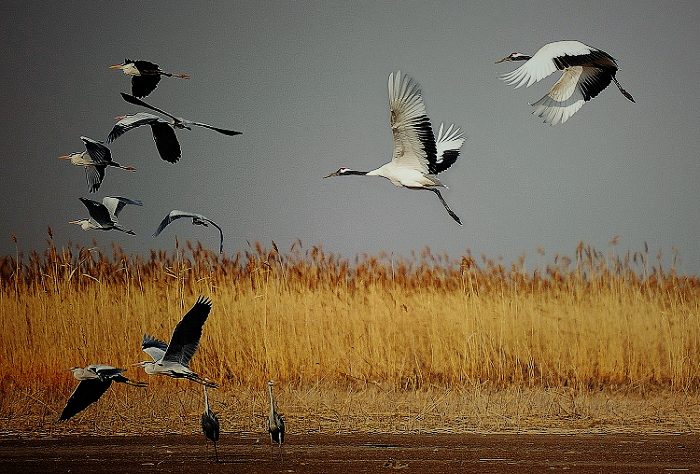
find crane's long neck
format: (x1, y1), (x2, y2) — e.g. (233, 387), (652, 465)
(203, 385), (210, 411)
(268, 385), (276, 415)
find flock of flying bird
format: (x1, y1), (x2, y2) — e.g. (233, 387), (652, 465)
(58, 40), (634, 460)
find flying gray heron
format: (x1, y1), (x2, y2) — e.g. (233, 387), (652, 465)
(109, 59), (190, 98)
(107, 93), (242, 163)
(59, 364), (146, 421)
(496, 40), (635, 125)
(69, 196), (142, 234)
(324, 71), (465, 226)
(201, 385), (221, 462)
(267, 380), (285, 459)
(59, 136), (135, 193)
(153, 210), (224, 254)
(135, 296), (217, 388)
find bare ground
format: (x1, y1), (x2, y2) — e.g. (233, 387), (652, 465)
(0, 433), (698, 473)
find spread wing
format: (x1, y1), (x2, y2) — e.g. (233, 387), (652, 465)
(432, 123), (465, 174)
(101, 196), (143, 218)
(131, 75), (161, 98)
(107, 112), (162, 143)
(141, 334), (168, 362)
(79, 198), (113, 225)
(59, 378), (112, 421)
(85, 165), (106, 193)
(80, 136), (112, 164)
(153, 210), (224, 253)
(531, 66), (613, 125)
(189, 121), (242, 136)
(163, 296), (212, 367)
(501, 40), (594, 89)
(388, 71), (436, 175)
(150, 121), (181, 163)
(120, 93), (177, 121)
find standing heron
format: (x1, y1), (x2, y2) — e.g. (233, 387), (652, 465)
(324, 71), (465, 225)
(109, 59), (190, 98)
(69, 196), (142, 234)
(201, 385), (220, 462)
(59, 136), (135, 192)
(267, 380), (285, 460)
(496, 40), (635, 125)
(153, 210), (224, 254)
(108, 93), (242, 163)
(135, 296), (217, 387)
(59, 364), (146, 421)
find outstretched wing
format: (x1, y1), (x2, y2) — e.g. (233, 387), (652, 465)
(107, 112), (162, 143)
(101, 196), (143, 218)
(189, 121), (242, 136)
(150, 122), (181, 163)
(432, 123), (465, 174)
(163, 296), (213, 367)
(152, 210), (191, 237)
(59, 378), (112, 421)
(79, 198), (113, 225)
(141, 334), (168, 362)
(85, 165), (106, 193)
(388, 71), (436, 175)
(131, 75), (161, 98)
(80, 136), (112, 164)
(120, 93), (177, 121)
(501, 40), (594, 89)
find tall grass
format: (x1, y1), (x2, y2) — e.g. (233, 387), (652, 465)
(1, 232), (699, 432)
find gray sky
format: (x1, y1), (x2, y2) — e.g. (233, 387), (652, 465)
(1, 1), (699, 273)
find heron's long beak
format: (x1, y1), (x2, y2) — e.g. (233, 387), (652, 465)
(68, 220), (80, 225)
(58, 155), (71, 160)
(109, 64), (124, 69)
(495, 56), (509, 64)
(323, 171), (339, 178)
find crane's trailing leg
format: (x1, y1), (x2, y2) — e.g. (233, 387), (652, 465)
(429, 188), (462, 226)
(612, 76), (635, 103)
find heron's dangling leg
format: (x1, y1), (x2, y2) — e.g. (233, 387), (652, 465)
(429, 188), (462, 226)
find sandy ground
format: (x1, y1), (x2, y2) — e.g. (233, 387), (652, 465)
(0, 432), (698, 473)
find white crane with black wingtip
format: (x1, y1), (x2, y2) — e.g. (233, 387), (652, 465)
(109, 59), (190, 98)
(108, 93), (242, 163)
(135, 296), (218, 388)
(153, 210), (224, 254)
(69, 196), (142, 234)
(59, 364), (146, 421)
(496, 40), (635, 125)
(59, 136), (135, 192)
(324, 71), (465, 226)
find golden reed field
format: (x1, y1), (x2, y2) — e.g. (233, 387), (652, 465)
(1, 232), (699, 434)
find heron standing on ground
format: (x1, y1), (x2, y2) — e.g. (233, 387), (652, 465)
(324, 71), (465, 225)
(267, 380), (285, 460)
(153, 210), (224, 254)
(110, 59), (190, 98)
(59, 364), (146, 421)
(201, 385), (220, 462)
(496, 40), (635, 125)
(59, 136), (135, 193)
(135, 296), (217, 387)
(69, 196), (142, 234)
(108, 93), (242, 163)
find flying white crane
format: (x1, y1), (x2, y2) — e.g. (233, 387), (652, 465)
(153, 210), (224, 254)
(59, 136), (135, 192)
(201, 385), (221, 462)
(69, 196), (142, 234)
(135, 296), (217, 388)
(108, 93), (242, 163)
(267, 380), (285, 460)
(324, 71), (465, 226)
(496, 40), (635, 125)
(59, 364), (146, 421)
(109, 59), (190, 98)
